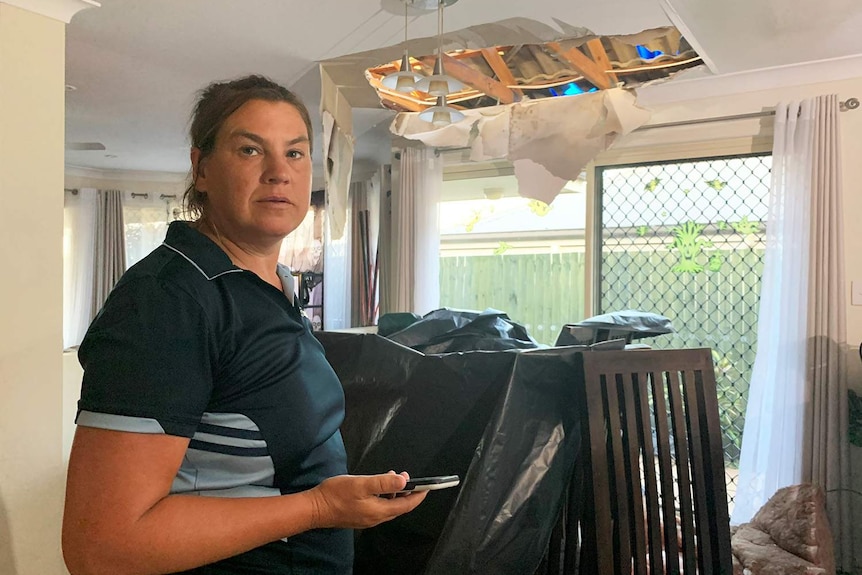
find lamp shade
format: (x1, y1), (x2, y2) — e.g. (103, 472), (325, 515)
(418, 95), (464, 126)
(415, 54), (463, 96)
(382, 52), (421, 92)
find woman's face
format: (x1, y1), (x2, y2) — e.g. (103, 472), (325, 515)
(192, 99), (312, 249)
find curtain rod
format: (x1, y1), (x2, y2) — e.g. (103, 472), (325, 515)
(636, 97), (859, 132)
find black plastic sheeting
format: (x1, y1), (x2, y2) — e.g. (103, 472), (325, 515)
(575, 309), (674, 338)
(385, 308), (540, 354)
(556, 309), (674, 345)
(316, 332), (584, 575)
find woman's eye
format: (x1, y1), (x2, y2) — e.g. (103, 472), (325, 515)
(240, 146), (260, 156)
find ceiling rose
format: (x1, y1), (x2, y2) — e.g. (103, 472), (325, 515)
(381, 0), (459, 16)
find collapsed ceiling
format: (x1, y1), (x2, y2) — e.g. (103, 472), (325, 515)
(321, 24), (697, 238)
(365, 27), (702, 113)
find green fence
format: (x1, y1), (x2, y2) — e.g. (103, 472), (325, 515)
(440, 246), (761, 468)
(440, 252), (587, 345)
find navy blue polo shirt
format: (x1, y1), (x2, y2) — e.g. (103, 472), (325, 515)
(76, 221), (352, 574)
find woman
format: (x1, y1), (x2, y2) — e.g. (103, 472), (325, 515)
(62, 75), (425, 575)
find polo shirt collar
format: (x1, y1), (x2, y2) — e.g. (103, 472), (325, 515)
(163, 220), (239, 279)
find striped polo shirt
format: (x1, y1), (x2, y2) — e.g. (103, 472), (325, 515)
(76, 221), (352, 574)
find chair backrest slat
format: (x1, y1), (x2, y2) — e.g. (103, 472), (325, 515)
(682, 368), (715, 573)
(620, 375), (648, 575)
(666, 369), (697, 574)
(575, 349), (732, 575)
(635, 371), (664, 575)
(605, 375), (633, 574)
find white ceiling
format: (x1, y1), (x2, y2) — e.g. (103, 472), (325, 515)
(63, 0), (862, 181)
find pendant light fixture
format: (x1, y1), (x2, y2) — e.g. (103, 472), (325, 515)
(381, 1), (421, 92)
(418, 94), (465, 126)
(415, 0), (464, 96)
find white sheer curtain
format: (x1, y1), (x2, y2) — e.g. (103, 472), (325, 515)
(385, 146), (442, 315)
(732, 100), (815, 522)
(63, 188), (97, 349)
(324, 188), (352, 329)
(279, 204), (324, 274)
(123, 192), (181, 268)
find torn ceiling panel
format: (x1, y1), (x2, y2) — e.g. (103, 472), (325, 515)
(390, 88), (651, 204)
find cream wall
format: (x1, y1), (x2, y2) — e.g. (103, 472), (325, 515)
(0, 4), (68, 574)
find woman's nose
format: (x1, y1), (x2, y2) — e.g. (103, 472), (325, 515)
(262, 154), (291, 184)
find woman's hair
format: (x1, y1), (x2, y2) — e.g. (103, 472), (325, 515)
(182, 74), (313, 220)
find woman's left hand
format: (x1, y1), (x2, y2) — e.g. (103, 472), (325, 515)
(304, 471), (427, 530)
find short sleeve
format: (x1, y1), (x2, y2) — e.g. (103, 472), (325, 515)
(76, 275), (217, 438)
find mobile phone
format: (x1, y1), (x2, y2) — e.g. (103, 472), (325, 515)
(399, 475), (460, 493)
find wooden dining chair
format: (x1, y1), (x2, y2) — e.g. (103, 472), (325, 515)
(573, 348), (733, 575)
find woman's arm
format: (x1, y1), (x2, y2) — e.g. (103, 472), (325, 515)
(62, 426), (424, 575)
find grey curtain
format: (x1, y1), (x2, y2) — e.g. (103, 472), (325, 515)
(803, 94), (855, 571)
(378, 167), (394, 317)
(91, 189), (126, 317)
(350, 181), (377, 326)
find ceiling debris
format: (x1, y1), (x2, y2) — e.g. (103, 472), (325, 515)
(391, 88), (651, 204)
(319, 21), (701, 234)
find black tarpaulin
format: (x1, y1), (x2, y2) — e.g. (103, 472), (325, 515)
(385, 308), (539, 354)
(316, 332), (584, 575)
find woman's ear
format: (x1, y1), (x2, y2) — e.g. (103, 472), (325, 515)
(190, 148), (207, 191)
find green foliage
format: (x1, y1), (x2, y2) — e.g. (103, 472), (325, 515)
(644, 177), (661, 192)
(528, 200), (552, 217)
(493, 242), (512, 255)
(731, 216), (761, 235)
(712, 349), (733, 373)
(704, 179), (727, 191)
(711, 351), (747, 466)
(669, 221), (713, 274)
(717, 221), (730, 231)
(464, 210), (482, 232)
(708, 254), (724, 272)
(636, 226), (650, 237)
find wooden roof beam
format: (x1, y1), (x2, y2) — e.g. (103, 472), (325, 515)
(585, 38), (619, 85)
(375, 90), (425, 112)
(547, 41), (612, 90)
(420, 53), (520, 104)
(480, 47), (525, 100)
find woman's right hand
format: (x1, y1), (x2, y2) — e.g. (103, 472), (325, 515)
(304, 471), (427, 530)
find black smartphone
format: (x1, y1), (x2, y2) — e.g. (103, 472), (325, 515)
(399, 475), (460, 493)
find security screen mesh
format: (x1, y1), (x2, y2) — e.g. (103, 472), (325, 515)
(597, 154), (771, 509)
